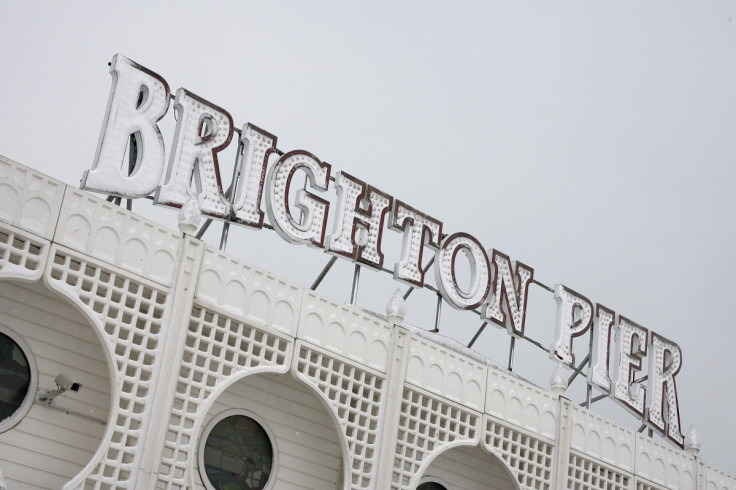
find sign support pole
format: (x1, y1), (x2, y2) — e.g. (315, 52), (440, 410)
(350, 264), (361, 305)
(585, 328), (594, 408)
(311, 256), (338, 290)
(508, 337), (516, 371)
(567, 354), (590, 385)
(432, 292), (442, 333)
(466, 322), (487, 348)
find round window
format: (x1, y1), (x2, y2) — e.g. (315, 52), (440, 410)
(0, 326), (37, 432)
(199, 409), (276, 490)
(417, 478), (450, 490)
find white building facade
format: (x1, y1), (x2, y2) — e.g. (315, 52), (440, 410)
(0, 154), (734, 490)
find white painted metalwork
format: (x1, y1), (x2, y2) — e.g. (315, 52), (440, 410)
(0, 155), (734, 489)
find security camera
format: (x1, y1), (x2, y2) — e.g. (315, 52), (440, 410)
(55, 374), (82, 393)
(36, 374), (83, 405)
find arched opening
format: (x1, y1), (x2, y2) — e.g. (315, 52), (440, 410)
(417, 477), (452, 490)
(195, 372), (345, 490)
(418, 444), (521, 490)
(0, 278), (113, 488)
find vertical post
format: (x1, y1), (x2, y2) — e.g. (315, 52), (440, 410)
(350, 264), (361, 305)
(136, 235), (205, 487)
(586, 327), (594, 409)
(218, 221), (230, 250)
(695, 457), (705, 490)
(552, 398), (573, 489)
(432, 292), (442, 333)
(374, 325), (410, 489)
(507, 337), (516, 371)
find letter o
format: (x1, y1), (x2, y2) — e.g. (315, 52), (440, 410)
(434, 233), (491, 310)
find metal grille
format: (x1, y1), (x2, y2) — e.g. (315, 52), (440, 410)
(567, 453), (630, 490)
(392, 387), (478, 490)
(484, 417), (553, 490)
(155, 303), (290, 489)
(48, 250), (166, 489)
(295, 344), (383, 490)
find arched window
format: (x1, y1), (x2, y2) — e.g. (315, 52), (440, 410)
(417, 477), (450, 490)
(199, 409), (277, 490)
(0, 325), (38, 432)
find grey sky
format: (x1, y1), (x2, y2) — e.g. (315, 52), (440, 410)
(1, 1), (735, 474)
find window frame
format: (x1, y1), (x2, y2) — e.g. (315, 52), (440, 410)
(198, 408), (278, 490)
(0, 324), (38, 433)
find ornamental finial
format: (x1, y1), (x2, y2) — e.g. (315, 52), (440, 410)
(550, 363), (569, 396)
(685, 425), (701, 456)
(386, 289), (407, 324)
(178, 195), (201, 235)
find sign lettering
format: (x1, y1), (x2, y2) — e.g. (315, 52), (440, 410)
(82, 54), (686, 447)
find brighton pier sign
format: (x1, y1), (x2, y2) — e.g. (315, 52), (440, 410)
(82, 54), (686, 447)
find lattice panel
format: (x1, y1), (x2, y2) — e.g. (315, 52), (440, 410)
(393, 387), (478, 490)
(47, 248), (166, 489)
(0, 225), (45, 280)
(156, 303), (291, 489)
(295, 344), (383, 490)
(568, 453), (631, 490)
(484, 417), (554, 490)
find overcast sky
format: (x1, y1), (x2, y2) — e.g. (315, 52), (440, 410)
(1, 1), (735, 475)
